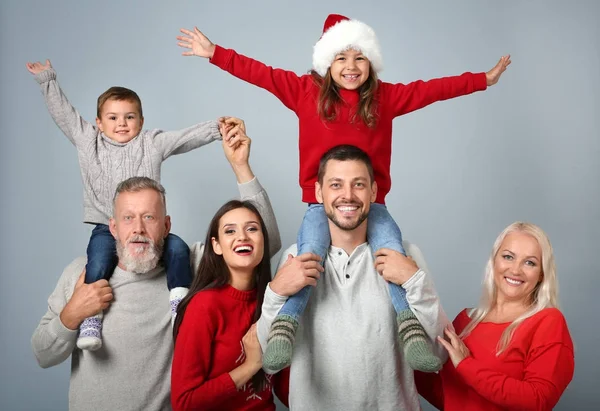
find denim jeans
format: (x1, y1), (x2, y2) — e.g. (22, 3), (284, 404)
(278, 203), (409, 320)
(85, 224), (192, 290)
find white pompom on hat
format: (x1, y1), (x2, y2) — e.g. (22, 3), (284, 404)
(312, 14), (383, 77)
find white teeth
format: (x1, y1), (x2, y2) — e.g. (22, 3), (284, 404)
(234, 245), (252, 253)
(505, 277), (523, 285)
(338, 206), (358, 211)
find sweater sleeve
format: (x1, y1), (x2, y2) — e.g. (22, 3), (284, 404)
(31, 257), (84, 368)
(455, 310), (575, 410)
(171, 299), (238, 410)
(150, 119), (222, 160)
(257, 283), (289, 358)
(34, 68), (98, 146)
(384, 72), (487, 118)
(238, 177), (282, 257)
(414, 370), (444, 410)
(403, 243), (451, 361)
(210, 45), (305, 112)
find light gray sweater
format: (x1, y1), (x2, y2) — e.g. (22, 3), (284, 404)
(257, 242), (450, 411)
(32, 177), (281, 411)
(35, 68), (222, 225)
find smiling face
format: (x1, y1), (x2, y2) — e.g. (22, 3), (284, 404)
(211, 207), (265, 275)
(493, 231), (543, 304)
(316, 159), (377, 232)
(329, 48), (371, 90)
(96, 98), (144, 143)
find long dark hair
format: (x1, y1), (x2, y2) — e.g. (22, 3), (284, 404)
(173, 200), (272, 389)
(310, 63), (380, 128)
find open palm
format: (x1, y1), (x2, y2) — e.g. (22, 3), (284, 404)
(177, 27), (216, 59)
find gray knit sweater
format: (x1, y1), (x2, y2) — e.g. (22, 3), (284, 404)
(31, 177), (281, 411)
(34, 68), (221, 225)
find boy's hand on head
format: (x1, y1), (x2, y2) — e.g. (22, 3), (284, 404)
(177, 27), (216, 59)
(486, 55), (511, 86)
(26, 59), (52, 75)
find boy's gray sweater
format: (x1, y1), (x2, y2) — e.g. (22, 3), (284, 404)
(35, 68), (221, 225)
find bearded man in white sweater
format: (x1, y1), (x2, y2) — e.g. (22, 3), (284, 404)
(258, 144), (450, 411)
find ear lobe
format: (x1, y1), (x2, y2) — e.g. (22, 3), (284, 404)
(109, 218), (117, 239)
(211, 237), (223, 255)
(315, 182), (324, 204)
(371, 181), (378, 202)
(164, 215), (171, 238)
(96, 117), (103, 131)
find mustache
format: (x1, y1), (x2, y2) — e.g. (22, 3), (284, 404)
(127, 235), (151, 244)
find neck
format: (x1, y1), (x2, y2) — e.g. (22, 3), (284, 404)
(491, 296), (531, 321)
(329, 219), (367, 255)
(228, 267), (256, 291)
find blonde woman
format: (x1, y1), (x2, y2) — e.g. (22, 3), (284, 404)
(415, 222), (574, 410)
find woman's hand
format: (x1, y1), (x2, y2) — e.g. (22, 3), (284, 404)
(26, 59), (52, 75)
(242, 324), (262, 370)
(220, 117), (254, 183)
(437, 326), (471, 368)
(486, 55), (511, 86)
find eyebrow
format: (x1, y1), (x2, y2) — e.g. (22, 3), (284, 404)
(222, 221), (260, 228)
(501, 249), (540, 261)
(105, 112), (137, 115)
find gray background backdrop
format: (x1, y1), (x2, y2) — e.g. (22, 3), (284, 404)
(1, 0), (598, 409)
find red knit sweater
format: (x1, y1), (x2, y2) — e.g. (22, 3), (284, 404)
(415, 308), (575, 410)
(210, 45), (487, 204)
(171, 285), (289, 411)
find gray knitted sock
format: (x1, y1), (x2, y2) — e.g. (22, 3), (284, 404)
(263, 315), (299, 372)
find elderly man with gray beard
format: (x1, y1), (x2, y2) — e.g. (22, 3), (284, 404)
(31, 123), (281, 410)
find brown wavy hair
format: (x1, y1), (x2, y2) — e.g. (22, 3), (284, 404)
(173, 200), (271, 391)
(310, 63), (380, 128)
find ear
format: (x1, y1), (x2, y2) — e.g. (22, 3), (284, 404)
(139, 116), (144, 129)
(96, 117), (104, 132)
(109, 217), (117, 239)
(370, 181), (378, 203)
(163, 215), (172, 238)
(211, 237), (223, 255)
(315, 181), (324, 204)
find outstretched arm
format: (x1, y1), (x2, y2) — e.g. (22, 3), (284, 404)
(26, 60), (97, 146)
(222, 118), (281, 256)
(177, 27), (305, 112)
(386, 55), (511, 117)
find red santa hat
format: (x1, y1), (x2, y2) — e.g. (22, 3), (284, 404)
(312, 14), (383, 77)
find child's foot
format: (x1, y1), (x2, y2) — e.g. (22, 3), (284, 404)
(77, 314), (103, 351)
(263, 315), (299, 372)
(397, 309), (442, 372)
(170, 287), (189, 326)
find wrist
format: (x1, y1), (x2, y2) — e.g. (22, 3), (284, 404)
(232, 163), (254, 183)
(59, 305), (82, 330)
(209, 44), (216, 59)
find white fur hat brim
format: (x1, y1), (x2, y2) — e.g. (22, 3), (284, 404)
(313, 19), (383, 77)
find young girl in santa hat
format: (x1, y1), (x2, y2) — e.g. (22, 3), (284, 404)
(177, 14), (510, 373)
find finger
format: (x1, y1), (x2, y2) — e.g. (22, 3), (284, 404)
(76, 271), (86, 287)
(194, 26), (205, 38)
(182, 51), (195, 57)
(437, 336), (454, 353)
(179, 28), (194, 36)
(93, 279), (110, 288)
(101, 292), (114, 302)
(305, 278), (318, 287)
(45, 59), (51, 66)
(296, 252), (322, 263)
(304, 268), (322, 280)
(177, 41), (192, 49)
(444, 327), (461, 347)
(374, 249), (389, 257)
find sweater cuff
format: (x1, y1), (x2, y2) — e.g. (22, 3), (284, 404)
(209, 119), (223, 140)
(237, 177), (261, 198)
(50, 316), (79, 342)
(265, 283), (289, 304)
(210, 45), (231, 69)
(35, 68), (57, 84)
(474, 72), (488, 91)
(402, 268), (425, 290)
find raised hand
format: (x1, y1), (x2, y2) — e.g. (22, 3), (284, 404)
(26, 59), (52, 75)
(177, 27), (216, 59)
(486, 55), (511, 86)
(374, 248), (419, 285)
(221, 117), (250, 166)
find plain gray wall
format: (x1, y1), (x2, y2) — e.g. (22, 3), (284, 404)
(1, 0), (598, 409)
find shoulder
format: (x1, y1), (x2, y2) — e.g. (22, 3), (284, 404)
(56, 256), (87, 298)
(453, 308), (473, 330)
(186, 287), (224, 313)
(523, 308), (573, 349)
(528, 307), (569, 330)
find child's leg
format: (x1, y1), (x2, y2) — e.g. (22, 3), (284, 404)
(368, 204), (441, 372)
(264, 204), (329, 372)
(78, 224), (118, 351)
(163, 233), (192, 322)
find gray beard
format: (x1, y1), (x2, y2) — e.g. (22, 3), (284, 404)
(116, 234), (164, 274)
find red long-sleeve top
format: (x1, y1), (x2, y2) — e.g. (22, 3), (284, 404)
(210, 45), (487, 204)
(415, 308), (575, 410)
(171, 285), (289, 411)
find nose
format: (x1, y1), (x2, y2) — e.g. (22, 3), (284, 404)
(346, 58), (357, 69)
(237, 229), (249, 241)
(118, 116), (127, 126)
(509, 261), (523, 276)
(132, 217), (145, 235)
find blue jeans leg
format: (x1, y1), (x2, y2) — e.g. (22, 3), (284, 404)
(367, 203), (409, 312)
(85, 224), (118, 284)
(279, 204), (330, 320)
(162, 233), (192, 290)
